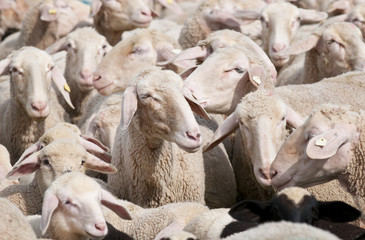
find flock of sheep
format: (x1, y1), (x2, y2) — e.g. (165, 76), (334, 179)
(1, 0), (365, 239)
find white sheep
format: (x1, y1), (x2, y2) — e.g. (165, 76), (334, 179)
(239, 1), (327, 67)
(46, 27), (111, 124)
(270, 104), (365, 224)
(91, 0), (156, 45)
(178, 0), (266, 49)
(28, 172), (209, 240)
(1, 139), (116, 215)
(108, 66), (236, 208)
(223, 221), (340, 240)
(93, 28), (183, 96)
(0, 47), (74, 165)
(0, 0), (91, 59)
(0, 198), (38, 240)
(276, 21), (365, 86)
(204, 71), (365, 203)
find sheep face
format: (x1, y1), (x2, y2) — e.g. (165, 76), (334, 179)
(183, 46), (256, 115)
(270, 105), (359, 191)
(236, 94), (288, 187)
(260, 2), (327, 67)
(122, 68), (203, 152)
(315, 22), (365, 75)
(65, 28), (110, 92)
(346, 3), (365, 37)
(10, 49), (54, 120)
(94, 29), (178, 96)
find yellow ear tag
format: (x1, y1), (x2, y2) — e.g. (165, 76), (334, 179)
(48, 9), (57, 14)
(167, 0), (173, 4)
(315, 138), (327, 147)
(64, 84), (71, 93)
(252, 75), (261, 85)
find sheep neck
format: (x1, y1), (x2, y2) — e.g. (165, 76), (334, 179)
(8, 98), (45, 164)
(342, 114), (365, 215)
(301, 49), (322, 84)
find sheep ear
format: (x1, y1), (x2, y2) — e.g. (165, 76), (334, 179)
(41, 192), (59, 235)
(156, 0), (183, 15)
(278, 34), (319, 57)
(79, 135), (111, 163)
(298, 8), (328, 23)
(317, 201), (361, 222)
(6, 153), (40, 179)
(204, 9), (241, 29)
(0, 57), (10, 75)
(90, 0), (102, 17)
(51, 65), (75, 109)
(40, 4), (59, 22)
(203, 112), (239, 152)
(182, 87), (211, 120)
(180, 66), (197, 80)
(84, 152), (116, 173)
(229, 200), (271, 222)
(157, 46), (207, 70)
(306, 128), (349, 160)
(101, 189), (132, 220)
(326, 0), (351, 15)
(248, 64), (267, 90)
(85, 112), (99, 137)
(45, 37), (68, 54)
(12, 141), (42, 167)
(153, 221), (185, 240)
(121, 86), (138, 130)
(234, 10), (261, 21)
(286, 106), (304, 129)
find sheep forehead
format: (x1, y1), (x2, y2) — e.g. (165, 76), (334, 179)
(40, 141), (86, 159)
(52, 173), (101, 198)
(11, 47), (52, 67)
(236, 92), (285, 120)
(40, 126), (80, 144)
(277, 187), (311, 205)
(262, 1), (299, 19)
(323, 22), (362, 40)
(136, 68), (183, 93)
(68, 27), (106, 45)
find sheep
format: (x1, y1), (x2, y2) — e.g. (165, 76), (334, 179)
(28, 172), (208, 240)
(45, 27), (111, 124)
(91, 0), (157, 45)
(27, 172), (132, 240)
(0, 47), (74, 165)
(204, 71), (365, 191)
(288, 0), (354, 15)
(0, 0), (30, 39)
(183, 187), (361, 240)
(178, 0), (266, 49)
(270, 104), (365, 224)
(0, 144), (18, 190)
(239, 1), (327, 68)
(276, 21), (365, 86)
(0, 139), (116, 216)
(0, 198), (38, 240)
(345, 3), (365, 37)
(109, 66), (236, 208)
(223, 221), (341, 240)
(93, 28), (183, 96)
(0, 0), (91, 60)
(159, 29), (277, 82)
(79, 92), (123, 151)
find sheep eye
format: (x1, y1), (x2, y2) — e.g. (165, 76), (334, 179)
(81, 160), (85, 165)
(9, 67), (17, 73)
(234, 67), (245, 74)
(66, 43), (72, 48)
(297, 16), (302, 21)
(327, 39), (336, 45)
(281, 116), (285, 122)
(140, 93), (151, 99)
(43, 159), (50, 165)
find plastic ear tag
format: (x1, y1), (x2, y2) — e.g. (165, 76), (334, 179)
(252, 75), (261, 85)
(315, 138), (327, 147)
(48, 9), (57, 14)
(167, 0), (173, 4)
(64, 83), (71, 93)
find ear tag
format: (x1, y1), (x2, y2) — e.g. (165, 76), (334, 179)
(167, 0), (173, 4)
(48, 9), (57, 14)
(315, 137), (327, 147)
(64, 83), (71, 93)
(252, 75), (261, 85)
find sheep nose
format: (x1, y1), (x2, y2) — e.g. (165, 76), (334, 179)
(31, 101), (47, 111)
(272, 43), (287, 53)
(95, 222), (106, 232)
(186, 131), (201, 142)
(270, 169), (278, 179)
(93, 74), (102, 83)
(64, 168), (72, 173)
(80, 69), (93, 81)
(140, 10), (151, 17)
(259, 168), (271, 180)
